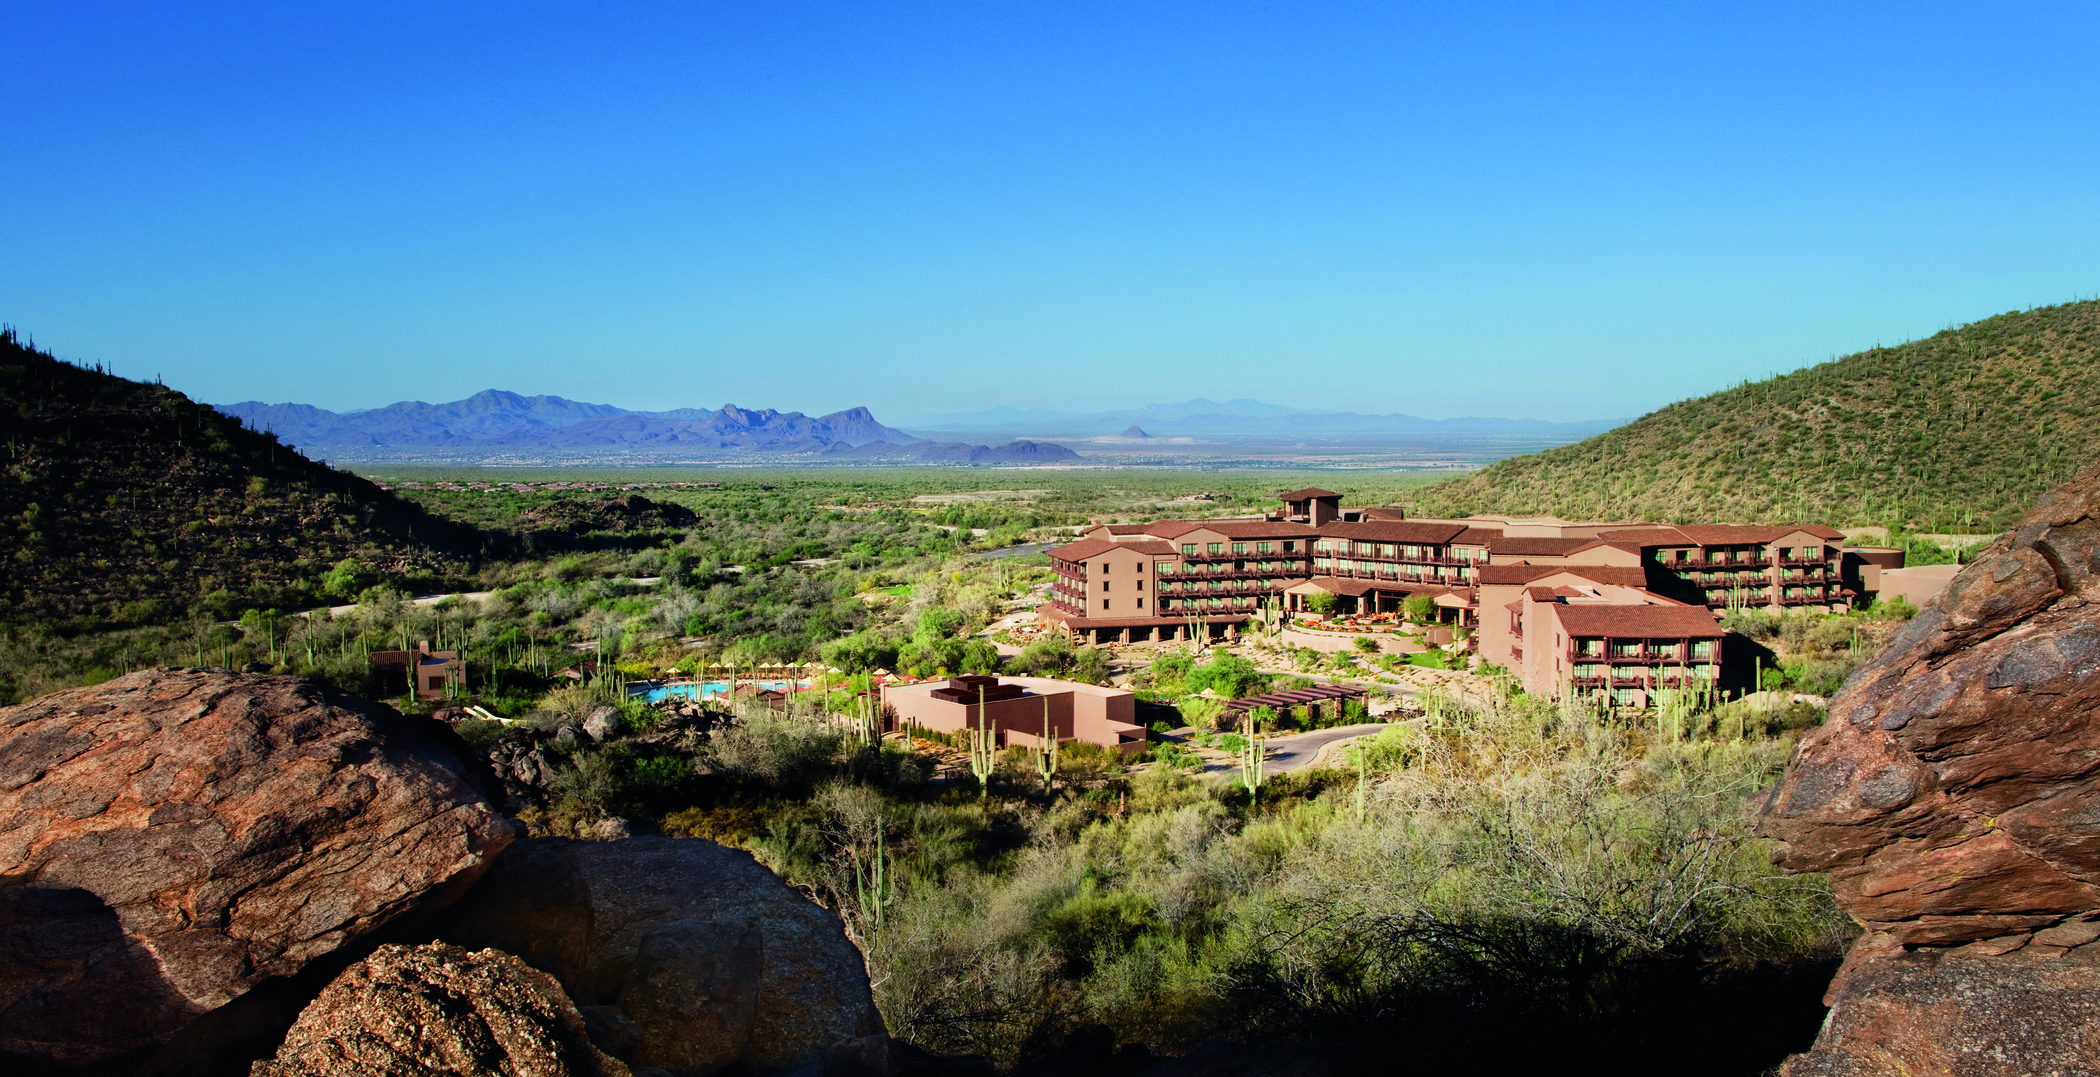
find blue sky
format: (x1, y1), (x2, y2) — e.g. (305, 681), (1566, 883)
(3, 2), (2096, 422)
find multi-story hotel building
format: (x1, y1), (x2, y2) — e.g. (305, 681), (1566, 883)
(1040, 490), (1896, 704)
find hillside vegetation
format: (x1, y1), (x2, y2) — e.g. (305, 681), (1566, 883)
(1417, 300), (2100, 530)
(0, 328), (479, 628)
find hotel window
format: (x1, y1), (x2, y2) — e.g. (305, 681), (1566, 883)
(1232, 542), (1248, 554)
(1102, 599), (1110, 610)
(1380, 543), (1396, 558)
(1100, 581), (1110, 592)
(1136, 580), (1144, 590)
(1137, 598), (1145, 609)
(1282, 541), (1296, 552)
(1257, 541), (1273, 554)
(1182, 543), (1197, 555)
(1101, 562), (1110, 573)
(1156, 561), (1173, 575)
(1207, 543), (1224, 554)
(1182, 562), (1197, 574)
(1135, 561), (1144, 572)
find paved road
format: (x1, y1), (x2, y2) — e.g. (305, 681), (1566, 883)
(1261, 722), (1392, 772)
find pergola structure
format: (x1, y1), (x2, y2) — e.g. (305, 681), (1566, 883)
(1222, 682), (1368, 724)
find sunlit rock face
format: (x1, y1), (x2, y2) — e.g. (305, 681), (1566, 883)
(1760, 459), (2100, 1074)
(0, 670), (515, 1076)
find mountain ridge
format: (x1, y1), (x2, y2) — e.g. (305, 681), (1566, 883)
(1413, 300), (2100, 531)
(216, 393), (924, 457)
(0, 328), (478, 627)
(896, 398), (1623, 439)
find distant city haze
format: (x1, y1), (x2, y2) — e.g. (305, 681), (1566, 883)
(4, 3), (2096, 420)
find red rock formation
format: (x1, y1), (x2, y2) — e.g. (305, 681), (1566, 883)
(1760, 460), (2100, 1071)
(0, 670), (517, 1075)
(252, 943), (629, 1077)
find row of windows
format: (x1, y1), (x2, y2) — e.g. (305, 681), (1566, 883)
(1156, 560), (1302, 575)
(1158, 578), (1288, 592)
(1571, 664), (1715, 680)
(1317, 558), (1472, 581)
(1178, 540), (1302, 556)
(1659, 545), (1830, 565)
(1311, 540), (1484, 561)
(1573, 638), (1717, 659)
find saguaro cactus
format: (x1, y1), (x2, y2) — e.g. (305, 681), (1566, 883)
(969, 686), (997, 796)
(853, 827), (894, 938)
(1034, 696), (1059, 793)
(1240, 711), (1266, 793)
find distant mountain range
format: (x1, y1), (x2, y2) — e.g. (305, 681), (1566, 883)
(894, 398), (1623, 439)
(213, 391), (1082, 464)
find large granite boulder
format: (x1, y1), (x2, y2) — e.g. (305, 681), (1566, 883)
(252, 942), (629, 1077)
(0, 670), (517, 1076)
(432, 837), (886, 1077)
(1782, 938), (2100, 1076)
(1759, 460), (2100, 1070)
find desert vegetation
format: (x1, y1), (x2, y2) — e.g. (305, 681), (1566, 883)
(1417, 299), (2100, 530)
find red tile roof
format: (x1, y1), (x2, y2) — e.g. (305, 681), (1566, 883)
(1591, 524), (1847, 547)
(1484, 535), (1594, 556)
(1051, 537), (1178, 561)
(1474, 564), (1643, 587)
(1316, 520), (1473, 544)
(1278, 487), (1342, 500)
(1183, 520), (1323, 539)
(1451, 527), (1503, 545)
(1358, 507), (1411, 521)
(1547, 603), (1726, 638)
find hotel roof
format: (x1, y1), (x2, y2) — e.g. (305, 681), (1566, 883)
(1548, 603), (1727, 638)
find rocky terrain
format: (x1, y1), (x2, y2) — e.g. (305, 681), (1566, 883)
(0, 670), (886, 1077)
(431, 838), (888, 1075)
(1760, 457), (2100, 1073)
(252, 943), (630, 1077)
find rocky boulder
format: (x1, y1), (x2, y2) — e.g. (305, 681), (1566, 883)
(252, 943), (629, 1077)
(0, 670), (516, 1076)
(1759, 460), (2100, 1070)
(431, 836), (885, 1076)
(1781, 937), (2100, 1076)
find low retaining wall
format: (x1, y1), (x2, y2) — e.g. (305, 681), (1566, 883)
(1280, 626), (1431, 655)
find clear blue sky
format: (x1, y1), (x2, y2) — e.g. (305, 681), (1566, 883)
(4, 2), (2095, 422)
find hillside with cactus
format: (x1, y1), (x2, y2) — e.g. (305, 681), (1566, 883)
(0, 327), (481, 628)
(1415, 300), (2100, 530)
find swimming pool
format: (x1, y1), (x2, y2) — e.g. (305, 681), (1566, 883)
(631, 680), (810, 703)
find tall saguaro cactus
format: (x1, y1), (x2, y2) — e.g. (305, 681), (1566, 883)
(853, 827), (894, 940)
(1034, 696), (1059, 793)
(969, 685), (997, 796)
(1240, 710), (1266, 793)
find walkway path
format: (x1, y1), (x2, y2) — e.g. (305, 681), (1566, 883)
(1261, 722), (1392, 772)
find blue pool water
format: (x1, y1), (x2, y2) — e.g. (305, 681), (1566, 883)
(631, 680), (808, 703)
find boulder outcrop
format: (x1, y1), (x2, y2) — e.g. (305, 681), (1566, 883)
(0, 670), (516, 1075)
(1759, 460), (2100, 1071)
(432, 836), (885, 1077)
(252, 943), (629, 1077)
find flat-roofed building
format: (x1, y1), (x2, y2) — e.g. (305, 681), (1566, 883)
(880, 674), (1147, 755)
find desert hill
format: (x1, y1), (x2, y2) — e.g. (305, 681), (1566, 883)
(0, 328), (478, 627)
(1416, 300), (2100, 531)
